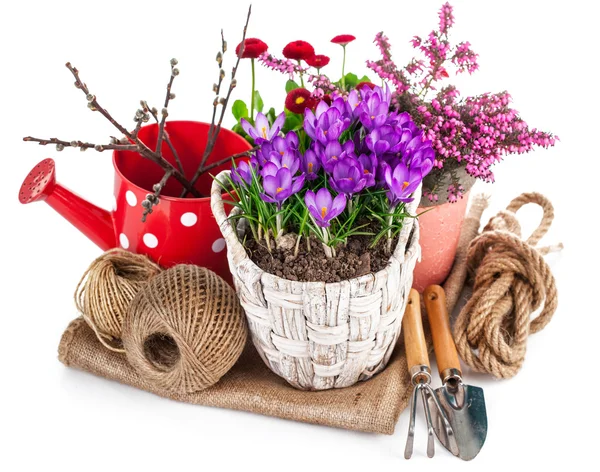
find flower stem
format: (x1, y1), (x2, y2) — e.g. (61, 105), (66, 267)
(276, 212), (283, 237)
(386, 204), (396, 255)
(297, 60), (305, 87)
(341, 46), (347, 90)
(250, 58), (256, 120)
(322, 227), (334, 258)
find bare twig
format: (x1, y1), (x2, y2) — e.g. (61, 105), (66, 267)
(141, 169), (173, 222)
(23, 136), (137, 152)
(180, 5), (251, 198)
(143, 99), (185, 176)
(63, 62), (199, 197)
(200, 147), (258, 174)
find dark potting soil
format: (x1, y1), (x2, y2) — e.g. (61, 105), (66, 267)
(244, 232), (398, 283)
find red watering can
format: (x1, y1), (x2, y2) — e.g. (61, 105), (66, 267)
(19, 121), (251, 282)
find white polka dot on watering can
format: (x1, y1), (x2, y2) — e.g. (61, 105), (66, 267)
(119, 233), (129, 249)
(143, 233), (159, 248)
(180, 212), (198, 227)
(212, 238), (226, 253)
(125, 191), (137, 207)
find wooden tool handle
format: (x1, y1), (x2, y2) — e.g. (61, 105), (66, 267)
(403, 288), (429, 371)
(423, 285), (461, 378)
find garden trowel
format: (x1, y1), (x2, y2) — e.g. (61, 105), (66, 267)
(423, 285), (488, 461)
(402, 289), (458, 459)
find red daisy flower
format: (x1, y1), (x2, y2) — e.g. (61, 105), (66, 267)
(282, 40), (315, 61)
(356, 81), (376, 90)
(235, 38), (268, 59)
(321, 94), (333, 106)
(285, 88), (315, 114)
(306, 54), (330, 69)
(331, 34), (356, 46)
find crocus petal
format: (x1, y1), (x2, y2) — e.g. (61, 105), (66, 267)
(315, 187), (333, 211)
(291, 175), (304, 194)
(262, 175), (279, 196)
(304, 190), (317, 210)
(329, 193), (347, 219)
(254, 113), (270, 140)
(277, 168), (292, 190)
(271, 112), (286, 137)
(241, 118), (258, 140)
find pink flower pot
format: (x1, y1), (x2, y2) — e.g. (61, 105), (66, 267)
(412, 191), (470, 292)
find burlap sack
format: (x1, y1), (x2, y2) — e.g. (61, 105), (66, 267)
(57, 195), (486, 434)
(59, 317), (412, 434)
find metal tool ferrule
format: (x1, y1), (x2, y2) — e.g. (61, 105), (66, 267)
(410, 365), (432, 385)
(440, 368), (462, 390)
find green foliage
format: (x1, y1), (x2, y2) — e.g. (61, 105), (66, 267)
(253, 90), (264, 113)
(232, 100), (248, 121)
(285, 80), (301, 93)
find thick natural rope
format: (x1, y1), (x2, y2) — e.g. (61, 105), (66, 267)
(453, 192), (563, 379)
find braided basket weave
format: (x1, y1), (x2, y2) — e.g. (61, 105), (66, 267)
(211, 171), (421, 390)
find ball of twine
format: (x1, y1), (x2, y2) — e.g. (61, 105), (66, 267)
(122, 264), (248, 394)
(75, 249), (162, 352)
(453, 192), (563, 379)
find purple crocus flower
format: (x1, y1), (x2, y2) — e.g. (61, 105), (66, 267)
(357, 153), (378, 188)
(285, 131), (299, 150)
(384, 162), (423, 205)
(260, 167), (305, 207)
(358, 90), (390, 131)
(241, 112), (285, 143)
(305, 188), (347, 228)
(304, 104), (350, 146)
(231, 159), (255, 186)
(330, 158), (367, 196)
(267, 149), (301, 176)
(318, 141), (344, 173)
(301, 148), (321, 180)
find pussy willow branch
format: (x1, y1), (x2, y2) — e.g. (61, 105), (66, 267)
(64, 62), (199, 197)
(200, 146), (258, 174)
(141, 100), (184, 176)
(22, 136), (137, 152)
(141, 169), (173, 222)
(180, 4), (251, 198)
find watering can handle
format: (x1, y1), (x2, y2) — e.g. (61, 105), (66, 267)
(424, 285), (462, 382)
(403, 289), (430, 381)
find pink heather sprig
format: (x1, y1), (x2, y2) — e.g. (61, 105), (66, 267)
(259, 51), (306, 79)
(366, 2), (557, 202)
(307, 74), (340, 95)
(438, 2), (454, 35)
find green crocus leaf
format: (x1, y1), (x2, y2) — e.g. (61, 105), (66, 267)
(232, 100), (249, 121)
(253, 90), (264, 113)
(266, 107), (277, 125)
(285, 80), (300, 93)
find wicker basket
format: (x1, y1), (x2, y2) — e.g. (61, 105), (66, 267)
(211, 171), (421, 390)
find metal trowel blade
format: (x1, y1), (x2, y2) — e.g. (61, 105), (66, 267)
(427, 384), (487, 461)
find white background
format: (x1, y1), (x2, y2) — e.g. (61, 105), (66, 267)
(1, 0), (598, 470)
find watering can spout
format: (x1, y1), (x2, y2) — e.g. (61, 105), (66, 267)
(19, 158), (116, 250)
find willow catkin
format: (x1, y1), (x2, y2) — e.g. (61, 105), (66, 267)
(122, 264), (247, 394)
(75, 249), (162, 352)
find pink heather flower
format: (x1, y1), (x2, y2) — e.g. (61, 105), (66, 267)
(439, 3), (455, 35)
(259, 51), (306, 80)
(366, 3), (557, 200)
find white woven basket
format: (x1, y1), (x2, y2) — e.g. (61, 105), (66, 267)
(211, 171), (421, 390)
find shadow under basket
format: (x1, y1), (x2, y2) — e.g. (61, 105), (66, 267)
(210, 171), (422, 391)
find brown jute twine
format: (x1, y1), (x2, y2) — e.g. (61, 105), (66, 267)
(122, 264), (248, 394)
(453, 192), (563, 379)
(75, 249), (162, 352)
